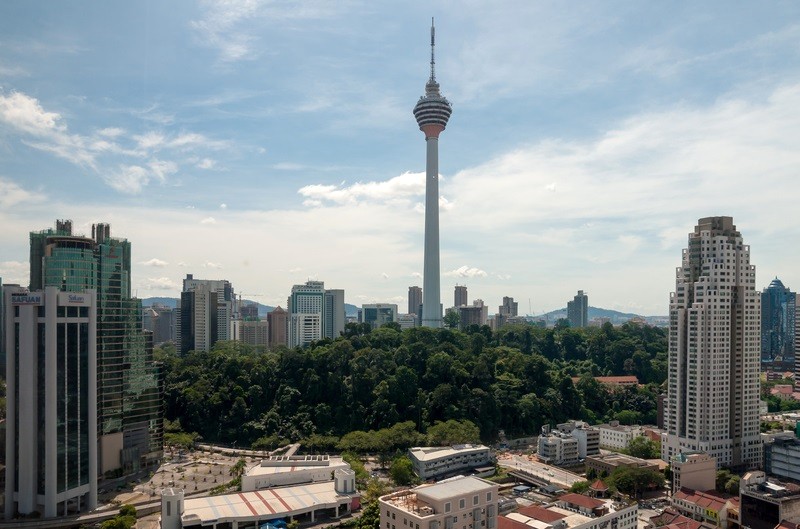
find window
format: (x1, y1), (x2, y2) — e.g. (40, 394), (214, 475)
(460, 499), (466, 509)
(486, 492), (492, 502)
(445, 503), (451, 513)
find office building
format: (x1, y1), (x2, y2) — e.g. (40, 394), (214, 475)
(537, 429), (579, 466)
(595, 422), (644, 450)
(241, 455), (350, 491)
(29, 220), (162, 476)
(408, 445), (492, 481)
(408, 286), (422, 316)
(662, 217), (762, 469)
(556, 421), (600, 458)
(499, 297), (518, 318)
(288, 281), (325, 348)
(670, 452), (716, 494)
(267, 306), (288, 348)
(796, 293), (800, 390)
(324, 289), (345, 339)
(239, 319), (269, 347)
(380, 476), (498, 529)
(740, 471), (800, 529)
(454, 285), (468, 307)
(142, 303), (177, 345)
(398, 313), (418, 330)
(761, 278), (796, 367)
(180, 274), (237, 352)
(4, 287), (98, 518)
(240, 303), (259, 319)
(414, 20), (452, 328)
(567, 290), (588, 328)
(459, 304), (486, 330)
(763, 432), (800, 483)
(360, 304), (398, 329)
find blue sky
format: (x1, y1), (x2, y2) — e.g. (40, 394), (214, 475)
(1, 1), (799, 315)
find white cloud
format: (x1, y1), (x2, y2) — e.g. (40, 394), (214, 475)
(97, 127), (126, 138)
(106, 165), (151, 194)
(0, 177), (45, 208)
(198, 158), (216, 169)
(0, 260), (29, 285)
(445, 266), (488, 278)
(140, 258), (169, 267)
(0, 91), (65, 135)
(299, 171), (426, 206)
(219, 203), (228, 209)
(381, 272), (389, 279)
(200, 217), (217, 224)
(410, 272), (422, 279)
(204, 261), (223, 269)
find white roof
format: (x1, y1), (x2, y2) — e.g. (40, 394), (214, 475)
(181, 481), (357, 526)
(416, 476), (496, 501)
(410, 445), (489, 462)
(246, 457), (348, 477)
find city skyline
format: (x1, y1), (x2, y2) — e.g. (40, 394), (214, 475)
(1, 3), (800, 316)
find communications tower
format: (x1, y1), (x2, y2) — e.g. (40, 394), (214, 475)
(414, 19), (452, 328)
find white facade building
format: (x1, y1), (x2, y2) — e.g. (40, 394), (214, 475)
(324, 289), (346, 339)
(662, 217), (762, 469)
(557, 421), (600, 458)
(380, 476), (498, 529)
(538, 429), (580, 465)
(242, 455), (350, 491)
(596, 422), (644, 450)
(409, 445), (492, 481)
(288, 281), (325, 348)
(4, 286), (98, 518)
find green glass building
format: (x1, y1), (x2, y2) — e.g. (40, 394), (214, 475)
(30, 220), (163, 475)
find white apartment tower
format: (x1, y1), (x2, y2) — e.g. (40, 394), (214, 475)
(662, 217), (762, 469)
(288, 281), (325, 348)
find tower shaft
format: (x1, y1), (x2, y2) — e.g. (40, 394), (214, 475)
(422, 136), (441, 327)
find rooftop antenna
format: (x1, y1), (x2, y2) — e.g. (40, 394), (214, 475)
(429, 17), (436, 82)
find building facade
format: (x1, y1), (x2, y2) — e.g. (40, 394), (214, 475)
(409, 286), (423, 316)
(671, 452), (716, 494)
(662, 217), (762, 469)
(180, 274), (236, 352)
(267, 306), (288, 348)
(596, 422), (644, 450)
(4, 287), (98, 518)
(380, 476), (498, 529)
(29, 220), (162, 476)
(567, 290), (588, 328)
(361, 304), (398, 329)
(454, 285), (468, 307)
(408, 445), (492, 481)
(499, 297), (518, 318)
(288, 281), (325, 348)
(324, 289), (346, 339)
(761, 278), (795, 368)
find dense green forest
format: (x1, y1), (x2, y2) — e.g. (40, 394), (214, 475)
(157, 321), (668, 447)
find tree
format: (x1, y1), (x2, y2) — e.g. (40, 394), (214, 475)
(607, 466), (664, 498)
(570, 481), (590, 493)
(229, 458), (247, 478)
(390, 456), (417, 486)
(627, 436), (659, 459)
(443, 310), (460, 329)
(427, 420), (480, 446)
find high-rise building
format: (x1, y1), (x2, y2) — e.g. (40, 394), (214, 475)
(408, 285), (422, 316)
(267, 306), (288, 348)
(142, 303), (177, 345)
(661, 217), (762, 469)
(414, 20), (452, 328)
(454, 285), (468, 307)
(567, 290), (588, 328)
(288, 281), (325, 348)
(179, 283), (218, 354)
(181, 274), (236, 347)
(499, 296), (518, 317)
(28, 220), (162, 476)
(324, 289), (345, 339)
(4, 287), (98, 518)
(239, 319), (269, 347)
(360, 304), (398, 329)
(241, 303), (259, 319)
(761, 278), (796, 367)
(796, 293), (800, 391)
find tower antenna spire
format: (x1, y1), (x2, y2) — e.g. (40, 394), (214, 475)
(430, 17), (436, 82)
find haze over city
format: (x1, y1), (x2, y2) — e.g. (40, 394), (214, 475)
(1, 2), (800, 315)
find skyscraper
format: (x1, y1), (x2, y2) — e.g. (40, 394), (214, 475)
(288, 281), (325, 348)
(324, 288), (345, 339)
(360, 303), (398, 329)
(662, 217), (762, 469)
(454, 285), (468, 307)
(28, 221), (162, 477)
(4, 287), (98, 517)
(267, 306), (288, 348)
(180, 274), (236, 349)
(567, 290), (588, 328)
(761, 278), (796, 368)
(414, 19), (452, 328)
(408, 285), (422, 316)
(499, 296), (518, 317)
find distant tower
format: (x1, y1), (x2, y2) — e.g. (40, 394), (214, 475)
(454, 285), (468, 307)
(414, 19), (452, 328)
(408, 286), (422, 315)
(567, 290), (588, 328)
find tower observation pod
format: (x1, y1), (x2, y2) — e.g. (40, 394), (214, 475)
(414, 18), (452, 328)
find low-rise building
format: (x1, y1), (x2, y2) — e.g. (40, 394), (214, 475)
(556, 421), (600, 459)
(740, 471), (800, 529)
(501, 492), (638, 529)
(670, 488), (732, 528)
(380, 476), (499, 529)
(585, 453), (658, 478)
(241, 455), (350, 491)
(538, 427), (580, 466)
(671, 452), (716, 494)
(409, 445), (492, 481)
(764, 433), (800, 483)
(595, 422), (644, 450)
(161, 468), (359, 529)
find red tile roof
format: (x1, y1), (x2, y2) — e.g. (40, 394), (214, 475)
(673, 488), (728, 512)
(589, 480), (608, 491)
(557, 493), (606, 510)
(499, 517), (532, 529)
(649, 508), (706, 529)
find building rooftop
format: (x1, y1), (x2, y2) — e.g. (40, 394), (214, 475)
(416, 476), (496, 501)
(245, 455), (347, 477)
(410, 445), (489, 462)
(649, 508), (711, 529)
(557, 493), (606, 511)
(586, 453), (654, 468)
(673, 488), (728, 512)
(517, 505), (568, 523)
(180, 480), (357, 526)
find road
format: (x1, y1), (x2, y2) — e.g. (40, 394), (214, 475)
(498, 454), (583, 488)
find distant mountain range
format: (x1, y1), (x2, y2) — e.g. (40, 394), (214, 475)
(142, 297), (360, 318)
(536, 306), (667, 326)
